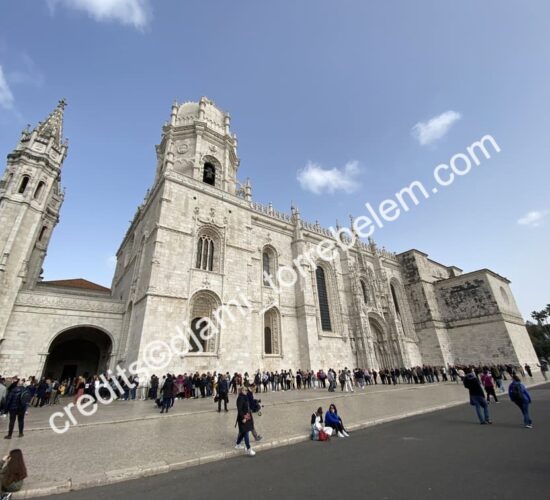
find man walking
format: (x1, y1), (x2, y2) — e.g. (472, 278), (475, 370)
(463, 369), (492, 425)
(508, 375), (533, 428)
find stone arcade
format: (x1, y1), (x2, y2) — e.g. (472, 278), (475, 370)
(0, 98), (539, 378)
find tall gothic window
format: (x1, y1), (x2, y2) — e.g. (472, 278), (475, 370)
(360, 280), (369, 304)
(34, 181), (45, 200)
(263, 252), (271, 285)
(196, 235), (214, 271)
(203, 163), (216, 186)
(390, 284), (400, 314)
(18, 175), (30, 194)
(38, 226), (47, 242)
(264, 326), (272, 354)
(316, 266), (332, 331)
(263, 307), (281, 355)
(262, 246), (277, 286)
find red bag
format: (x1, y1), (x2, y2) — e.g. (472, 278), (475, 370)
(318, 430), (329, 441)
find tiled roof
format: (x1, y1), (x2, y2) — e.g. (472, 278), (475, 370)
(40, 278), (111, 293)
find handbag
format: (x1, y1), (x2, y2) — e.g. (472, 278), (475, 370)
(318, 429), (329, 441)
(242, 412), (252, 423)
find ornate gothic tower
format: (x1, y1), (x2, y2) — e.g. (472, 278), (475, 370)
(0, 100), (68, 340)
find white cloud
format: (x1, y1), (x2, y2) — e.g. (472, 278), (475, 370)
(0, 66), (15, 110)
(48, 0), (152, 29)
(517, 210), (548, 228)
(7, 53), (45, 88)
(412, 110), (461, 146)
(297, 160), (360, 195)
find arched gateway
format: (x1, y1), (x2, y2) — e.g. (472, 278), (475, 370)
(43, 326), (113, 380)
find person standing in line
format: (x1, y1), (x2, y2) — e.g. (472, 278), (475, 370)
(508, 375), (533, 429)
(4, 380), (29, 439)
(217, 374), (229, 412)
(463, 369), (492, 425)
(234, 387), (256, 456)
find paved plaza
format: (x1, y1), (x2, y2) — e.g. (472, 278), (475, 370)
(43, 384), (550, 500)
(2, 375), (547, 498)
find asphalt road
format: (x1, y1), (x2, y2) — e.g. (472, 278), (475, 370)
(44, 384), (549, 500)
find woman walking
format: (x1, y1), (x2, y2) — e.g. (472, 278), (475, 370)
(234, 387), (256, 456)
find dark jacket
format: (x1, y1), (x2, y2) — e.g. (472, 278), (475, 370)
(236, 393), (253, 433)
(162, 377), (174, 399)
(463, 373), (485, 398)
(5, 386), (26, 412)
(218, 379), (229, 395)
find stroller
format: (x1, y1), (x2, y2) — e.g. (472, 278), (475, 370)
(250, 397), (263, 416)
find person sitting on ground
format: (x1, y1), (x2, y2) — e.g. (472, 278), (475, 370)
(311, 407), (332, 440)
(0, 449), (27, 498)
(324, 404), (349, 437)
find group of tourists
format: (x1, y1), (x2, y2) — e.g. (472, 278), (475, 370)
(462, 366), (535, 428)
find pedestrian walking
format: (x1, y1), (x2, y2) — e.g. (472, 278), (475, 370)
(234, 387), (256, 456)
(463, 369), (492, 425)
(508, 375), (533, 428)
(480, 368), (498, 403)
(524, 364), (533, 378)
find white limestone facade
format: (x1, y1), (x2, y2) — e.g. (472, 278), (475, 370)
(0, 98), (540, 379)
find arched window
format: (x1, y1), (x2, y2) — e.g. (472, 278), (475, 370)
(264, 326), (272, 354)
(196, 235), (214, 271)
(188, 290), (220, 354)
(263, 307), (281, 355)
(360, 280), (369, 304)
(390, 284), (400, 315)
(203, 162), (216, 186)
(18, 175), (30, 194)
(316, 266), (332, 331)
(262, 246), (277, 286)
(34, 181), (46, 200)
(38, 226), (47, 242)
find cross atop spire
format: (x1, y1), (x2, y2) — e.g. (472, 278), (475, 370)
(35, 98), (67, 148)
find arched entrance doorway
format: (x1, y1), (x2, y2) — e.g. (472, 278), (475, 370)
(43, 326), (113, 381)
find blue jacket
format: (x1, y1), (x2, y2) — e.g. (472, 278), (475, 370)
(508, 381), (531, 403)
(325, 410), (341, 427)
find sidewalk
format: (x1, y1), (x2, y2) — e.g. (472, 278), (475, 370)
(4, 375), (548, 498)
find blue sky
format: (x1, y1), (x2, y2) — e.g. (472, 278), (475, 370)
(0, 1), (548, 319)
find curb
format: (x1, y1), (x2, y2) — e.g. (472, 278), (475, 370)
(12, 380), (548, 498)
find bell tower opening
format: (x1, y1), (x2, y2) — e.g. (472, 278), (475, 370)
(203, 162), (216, 186)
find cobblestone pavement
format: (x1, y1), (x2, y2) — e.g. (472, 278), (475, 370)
(2, 374), (546, 497)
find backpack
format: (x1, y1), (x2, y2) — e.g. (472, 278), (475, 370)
(510, 383), (524, 402)
(18, 388), (32, 408)
(339, 373), (346, 383)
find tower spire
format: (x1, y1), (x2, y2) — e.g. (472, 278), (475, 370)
(34, 98), (67, 148)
